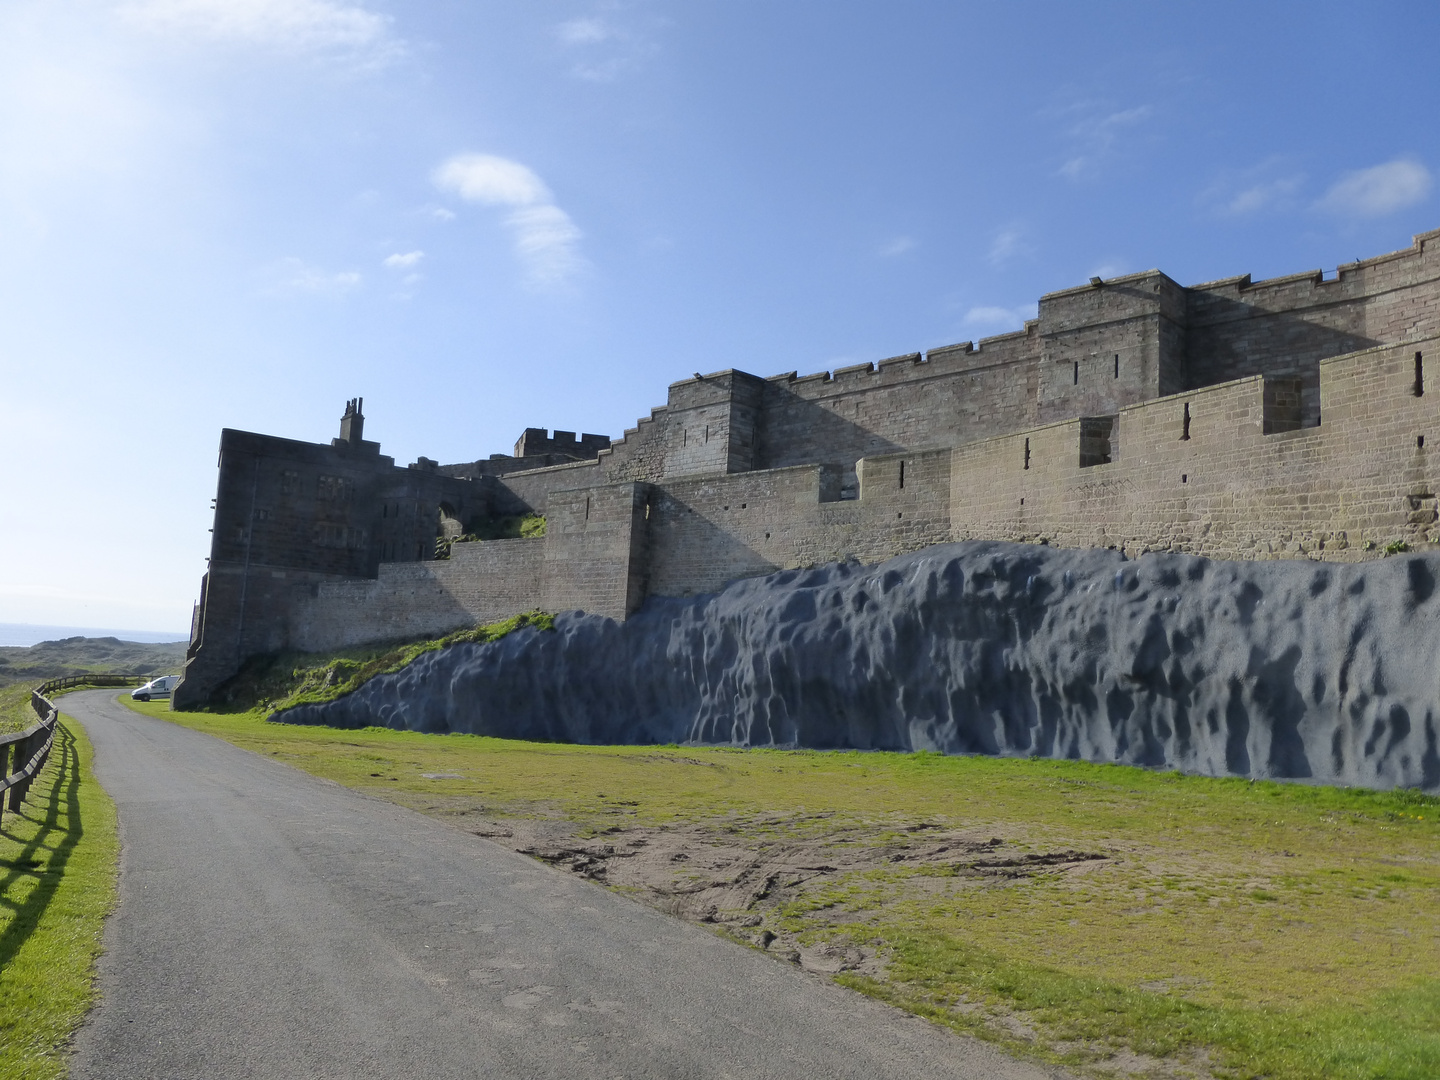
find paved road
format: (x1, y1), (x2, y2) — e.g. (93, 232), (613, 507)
(63, 690), (1064, 1079)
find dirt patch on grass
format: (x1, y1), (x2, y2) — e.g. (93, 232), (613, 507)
(462, 810), (1231, 1078)
(475, 812), (1106, 973)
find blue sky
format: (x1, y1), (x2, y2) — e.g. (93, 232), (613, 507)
(3, 0), (1438, 635)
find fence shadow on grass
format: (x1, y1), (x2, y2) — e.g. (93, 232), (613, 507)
(0, 723), (83, 969)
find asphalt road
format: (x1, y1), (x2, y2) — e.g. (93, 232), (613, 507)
(63, 689), (1065, 1080)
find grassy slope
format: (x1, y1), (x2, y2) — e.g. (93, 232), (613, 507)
(0, 684), (42, 737)
(0, 712), (119, 1080)
(201, 610), (552, 714)
(135, 684), (1440, 1080)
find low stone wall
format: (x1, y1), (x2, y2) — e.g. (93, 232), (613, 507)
(288, 537), (543, 651)
(276, 540), (1440, 793)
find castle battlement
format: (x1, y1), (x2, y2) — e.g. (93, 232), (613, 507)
(174, 229), (1440, 708)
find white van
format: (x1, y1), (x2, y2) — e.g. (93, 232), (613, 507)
(131, 675), (180, 702)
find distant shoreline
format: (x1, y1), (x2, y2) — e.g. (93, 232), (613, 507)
(0, 623), (188, 649)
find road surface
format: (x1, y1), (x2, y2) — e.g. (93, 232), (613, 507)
(63, 689), (1065, 1079)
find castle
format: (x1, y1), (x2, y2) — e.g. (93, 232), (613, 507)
(174, 229), (1440, 708)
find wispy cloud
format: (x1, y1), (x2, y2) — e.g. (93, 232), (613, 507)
(1315, 158), (1433, 218)
(383, 250), (423, 270)
(1223, 176), (1304, 216)
(557, 17), (613, 45)
(432, 153), (586, 287)
(878, 235), (916, 258)
(120, 0), (401, 63)
(1199, 157), (1306, 217)
(964, 304), (1037, 331)
(554, 12), (656, 82)
(263, 257), (361, 296)
(1052, 100), (1153, 181)
(987, 227), (1031, 265)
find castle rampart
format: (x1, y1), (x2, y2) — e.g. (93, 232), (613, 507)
(175, 228), (1440, 708)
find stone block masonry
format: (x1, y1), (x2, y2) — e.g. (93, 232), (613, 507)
(951, 337), (1439, 561)
(176, 228), (1440, 707)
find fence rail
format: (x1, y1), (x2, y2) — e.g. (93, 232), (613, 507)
(0, 675), (143, 824)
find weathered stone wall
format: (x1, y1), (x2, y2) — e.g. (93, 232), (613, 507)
(950, 337), (1438, 559)
(1183, 232), (1440, 426)
(542, 483), (650, 618)
(176, 426), (490, 706)
(288, 538), (544, 652)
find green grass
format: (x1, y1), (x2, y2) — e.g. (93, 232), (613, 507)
(0, 715), (119, 1080)
(132, 678), (1440, 1080)
(0, 684), (41, 737)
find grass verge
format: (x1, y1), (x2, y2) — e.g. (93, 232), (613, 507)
(0, 713), (119, 1080)
(134, 624), (1440, 1080)
(0, 684), (40, 737)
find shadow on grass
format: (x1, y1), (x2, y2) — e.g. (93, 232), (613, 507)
(0, 724), (82, 968)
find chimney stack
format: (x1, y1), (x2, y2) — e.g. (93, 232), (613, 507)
(339, 397), (364, 445)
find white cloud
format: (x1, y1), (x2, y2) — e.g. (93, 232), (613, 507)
(120, 0), (399, 61)
(432, 153), (585, 287)
(264, 257), (361, 296)
(878, 235), (915, 258)
(433, 154), (551, 207)
(1316, 158), (1433, 218)
(965, 305), (1036, 331)
(383, 250), (423, 269)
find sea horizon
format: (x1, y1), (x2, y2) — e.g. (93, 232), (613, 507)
(0, 623), (189, 648)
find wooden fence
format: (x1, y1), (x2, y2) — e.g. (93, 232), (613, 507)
(0, 676), (141, 825)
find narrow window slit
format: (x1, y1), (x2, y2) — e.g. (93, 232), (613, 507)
(1113, 354), (1119, 378)
(898, 460), (905, 489)
(1182, 402), (1191, 441)
(1023, 437), (1030, 470)
(1073, 361), (1079, 386)
(1415, 352), (1425, 397)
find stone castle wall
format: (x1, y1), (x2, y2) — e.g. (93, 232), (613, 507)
(176, 229), (1440, 707)
(951, 338), (1436, 559)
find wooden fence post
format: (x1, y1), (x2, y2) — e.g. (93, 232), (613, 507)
(8, 732), (29, 811)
